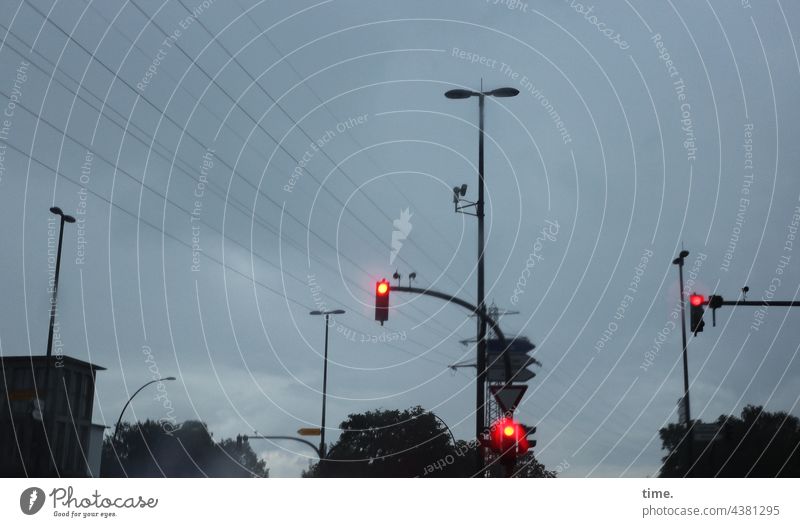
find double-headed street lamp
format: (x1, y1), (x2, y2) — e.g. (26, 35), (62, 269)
(309, 309), (345, 458)
(445, 84), (519, 474)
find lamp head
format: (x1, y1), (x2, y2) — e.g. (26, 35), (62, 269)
(486, 87), (519, 97)
(445, 89), (477, 99)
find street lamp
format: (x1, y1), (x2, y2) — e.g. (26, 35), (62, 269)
(46, 207), (75, 360)
(113, 377), (177, 442)
(309, 309), (345, 458)
(444, 84), (518, 474)
(40, 207), (76, 474)
(672, 250), (693, 474)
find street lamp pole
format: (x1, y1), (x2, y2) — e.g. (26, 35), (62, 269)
(113, 376), (177, 442)
(672, 250), (693, 474)
(445, 84), (518, 475)
(310, 309), (345, 459)
(45, 207), (75, 360)
(40, 207), (75, 475)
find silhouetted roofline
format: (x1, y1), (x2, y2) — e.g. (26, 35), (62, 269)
(0, 355), (106, 371)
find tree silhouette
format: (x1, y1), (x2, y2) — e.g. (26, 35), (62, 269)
(659, 405), (800, 477)
(304, 406), (553, 477)
(101, 420), (268, 477)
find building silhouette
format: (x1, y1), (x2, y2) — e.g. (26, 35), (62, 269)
(0, 355), (105, 476)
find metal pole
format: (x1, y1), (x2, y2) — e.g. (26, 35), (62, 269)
(114, 379), (155, 441)
(42, 214), (66, 475)
(390, 286), (506, 345)
(719, 300), (800, 307)
(476, 91), (487, 475)
(113, 378), (173, 443)
(320, 314), (330, 459)
(674, 251), (693, 475)
(46, 215), (66, 359)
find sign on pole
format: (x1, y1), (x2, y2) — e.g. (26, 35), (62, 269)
(487, 367), (535, 383)
(490, 384), (528, 413)
(486, 336), (535, 354)
(486, 354), (537, 371)
(297, 428), (322, 436)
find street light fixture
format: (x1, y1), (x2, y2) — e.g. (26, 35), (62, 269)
(445, 89), (478, 99)
(485, 87), (520, 97)
(445, 87), (519, 99)
(113, 377), (177, 442)
(444, 83), (518, 475)
(46, 207), (75, 361)
(309, 309), (345, 458)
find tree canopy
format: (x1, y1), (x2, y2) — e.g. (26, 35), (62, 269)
(304, 406), (554, 477)
(101, 419), (268, 477)
(659, 405), (800, 477)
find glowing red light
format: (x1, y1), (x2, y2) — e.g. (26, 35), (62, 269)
(690, 294), (704, 307)
(377, 281), (389, 295)
(487, 418), (530, 456)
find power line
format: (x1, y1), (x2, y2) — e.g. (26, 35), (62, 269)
(202, 0), (461, 257)
(0, 17), (463, 343)
(69, 0), (460, 293)
(3, 125), (456, 369)
(11, 4), (464, 340)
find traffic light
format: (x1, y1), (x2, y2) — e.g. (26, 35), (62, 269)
(526, 425), (537, 450)
(375, 279), (390, 325)
(689, 293), (705, 334)
(488, 417), (529, 460)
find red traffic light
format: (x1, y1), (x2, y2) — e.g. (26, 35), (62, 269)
(689, 293), (705, 334)
(377, 281), (389, 296)
(690, 294), (704, 307)
(375, 279), (390, 325)
(488, 417), (529, 458)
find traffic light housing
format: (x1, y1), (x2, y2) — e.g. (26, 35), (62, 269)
(488, 417), (529, 461)
(526, 425), (537, 450)
(375, 279), (390, 325)
(689, 293), (705, 334)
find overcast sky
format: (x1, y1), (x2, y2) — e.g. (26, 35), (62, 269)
(1, 0), (800, 477)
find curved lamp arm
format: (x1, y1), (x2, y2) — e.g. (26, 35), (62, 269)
(113, 377), (176, 442)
